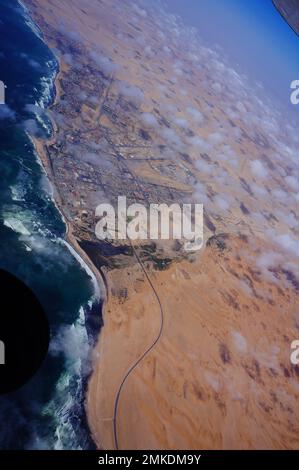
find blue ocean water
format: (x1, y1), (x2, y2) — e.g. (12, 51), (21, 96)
(0, 0), (100, 450)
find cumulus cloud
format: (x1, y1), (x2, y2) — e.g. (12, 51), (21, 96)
(285, 175), (299, 192)
(144, 45), (154, 58)
(180, 89), (188, 97)
(65, 29), (83, 43)
(82, 152), (100, 165)
(276, 210), (299, 229)
(132, 3), (147, 17)
(250, 160), (268, 179)
(273, 233), (299, 258)
(231, 331), (247, 353)
(211, 82), (222, 93)
(208, 132), (223, 146)
(214, 194), (231, 211)
(214, 167), (230, 186)
(236, 101), (247, 114)
(256, 251), (283, 283)
(188, 136), (211, 153)
(88, 141), (104, 151)
(217, 145), (238, 169)
(163, 103), (178, 114)
(63, 53), (73, 66)
(172, 116), (188, 128)
(238, 280), (254, 297)
(81, 151), (112, 170)
(272, 188), (288, 203)
(192, 182), (208, 204)
(118, 82), (144, 104)
(186, 106), (204, 125)
(140, 112), (158, 127)
(49, 323), (90, 375)
(159, 127), (182, 147)
(90, 51), (120, 75)
(174, 66), (183, 76)
(251, 183), (268, 198)
(195, 159), (214, 175)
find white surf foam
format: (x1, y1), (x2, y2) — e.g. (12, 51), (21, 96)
(3, 217), (31, 236)
(62, 240), (100, 300)
(17, 1), (43, 39)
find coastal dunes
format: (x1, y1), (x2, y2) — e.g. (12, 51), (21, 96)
(88, 234), (299, 449)
(23, 0), (299, 450)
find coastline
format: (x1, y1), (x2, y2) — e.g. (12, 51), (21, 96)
(30, 64), (108, 303)
(23, 9), (109, 447)
(18, 0), (105, 299)
(0, 0), (106, 449)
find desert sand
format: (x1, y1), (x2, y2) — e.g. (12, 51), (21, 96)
(88, 233), (299, 449)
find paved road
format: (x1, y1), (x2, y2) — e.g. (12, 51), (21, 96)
(112, 238), (165, 450)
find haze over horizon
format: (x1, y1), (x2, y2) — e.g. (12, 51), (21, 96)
(164, 0), (299, 119)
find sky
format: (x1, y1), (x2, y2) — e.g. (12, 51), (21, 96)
(164, 0), (299, 112)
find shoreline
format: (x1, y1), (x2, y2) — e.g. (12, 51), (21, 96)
(18, 0), (104, 298)
(30, 90), (108, 305)
(25, 19), (109, 447)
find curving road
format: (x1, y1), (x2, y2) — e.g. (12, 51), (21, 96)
(112, 238), (165, 450)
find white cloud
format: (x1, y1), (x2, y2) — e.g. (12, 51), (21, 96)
(274, 233), (299, 257)
(251, 183), (268, 198)
(231, 331), (247, 353)
(211, 82), (222, 93)
(63, 53), (73, 66)
(208, 132), (223, 146)
(285, 176), (299, 192)
(214, 194), (230, 211)
(118, 82), (144, 103)
(188, 136), (211, 153)
(66, 30), (83, 43)
(250, 160), (268, 179)
(193, 182), (208, 204)
(173, 116), (188, 128)
(140, 112), (158, 127)
(195, 160), (214, 175)
(132, 4), (147, 17)
(256, 251), (283, 283)
(186, 106), (204, 125)
(160, 127), (182, 147)
(90, 51), (120, 75)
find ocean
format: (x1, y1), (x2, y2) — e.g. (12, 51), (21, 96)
(0, 0), (100, 450)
